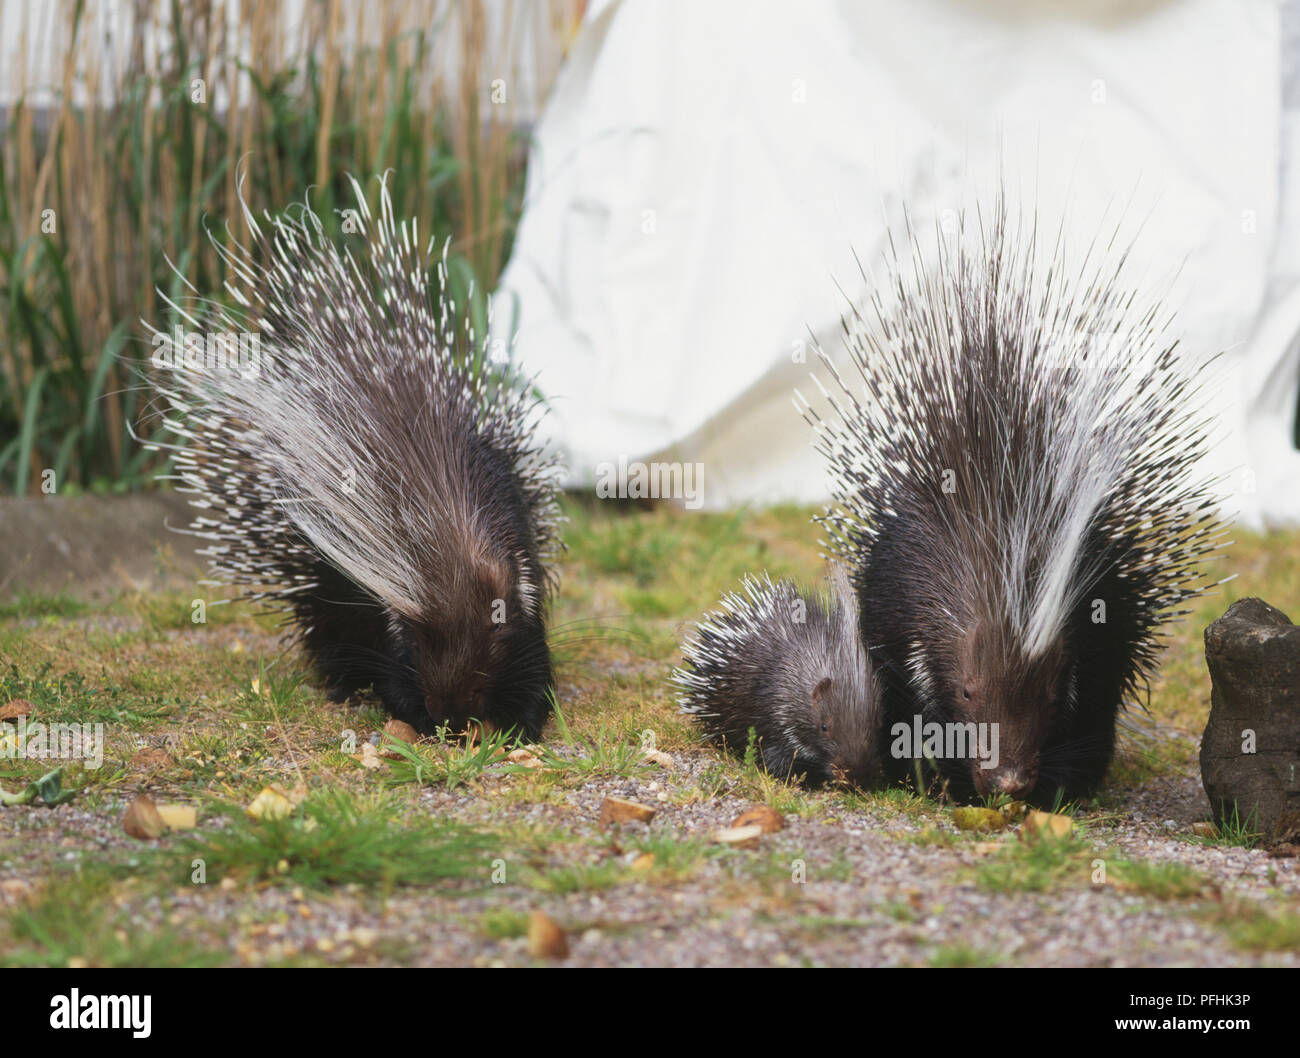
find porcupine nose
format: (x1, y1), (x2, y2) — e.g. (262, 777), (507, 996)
(978, 766), (1036, 799)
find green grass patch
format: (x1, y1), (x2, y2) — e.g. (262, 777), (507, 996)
(705, 727), (831, 815)
(235, 664), (316, 724)
(1206, 901), (1300, 953)
(527, 860), (628, 895)
(0, 662), (175, 726)
(1104, 727), (1197, 791)
(1110, 859), (1215, 901)
(677, 761), (733, 804)
(974, 832), (1093, 893)
(623, 833), (721, 883)
(1191, 803), (1263, 849)
(173, 789), (497, 890)
(380, 725), (522, 789)
(171, 729), (272, 789)
(1, 869), (227, 968)
(841, 784), (933, 817)
(477, 908), (530, 941)
(536, 701), (651, 781)
(927, 944), (1004, 968)
(0, 593), (90, 622)
(901, 825), (966, 848)
(879, 900), (920, 924)
(786, 914), (876, 936)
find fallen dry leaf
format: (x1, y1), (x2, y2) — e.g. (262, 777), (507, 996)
(642, 748), (673, 768)
(0, 878), (34, 906)
(629, 852), (656, 871)
(527, 910), (569, 959)
(506, 748), (543, 769)
(0, 699), (34, 722)
(131, 747), (174, 772)
(599, 796), (656, 827)
(712, 823), (764, 849)
(731, 805), (784, 834)
(382, 718), (420, 743)
(350, 927), (379, 948)
(355, 742), (382, 771)
(123, 794), (166, 840)
(952, 806), (1007, 832)
(1023, 809), (1074, 840)
(1190, 821), (1218, 839)
(155, 804), (197, 831)
(246, 786), (294, 821)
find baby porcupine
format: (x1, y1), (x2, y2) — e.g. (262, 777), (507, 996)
(146, 175), (562, 739)
(672, 568), (883, 789)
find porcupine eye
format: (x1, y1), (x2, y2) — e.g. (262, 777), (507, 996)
(811, 676), (833, 734)
(957, 678), (985, 718)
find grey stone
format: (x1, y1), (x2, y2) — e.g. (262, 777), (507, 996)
(1201, 597), (1300, 843)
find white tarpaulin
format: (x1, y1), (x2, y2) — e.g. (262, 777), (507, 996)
(495, 0), (1300, 527)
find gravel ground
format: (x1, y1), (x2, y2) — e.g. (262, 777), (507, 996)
(2, 746), (1296, 968)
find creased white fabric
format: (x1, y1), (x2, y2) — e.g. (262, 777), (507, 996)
(495, 0), (1298, 526)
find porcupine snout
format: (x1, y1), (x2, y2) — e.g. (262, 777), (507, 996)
(833, 751), (886, 793)
(969, 693), (1041, 799)
(824, 695), (885, 791)
(974, 764), (1037, 799)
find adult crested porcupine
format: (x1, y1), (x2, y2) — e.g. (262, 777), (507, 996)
(798, 201), (1229, 805)
(145, 175), (562, 739)
(672, 567), (883, 789)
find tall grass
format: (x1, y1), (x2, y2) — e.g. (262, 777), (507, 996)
(0, 1), (580, 494)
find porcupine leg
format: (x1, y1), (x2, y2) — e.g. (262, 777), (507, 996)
(1041, 534), (1143, 801)
(295, 561), (393, 703)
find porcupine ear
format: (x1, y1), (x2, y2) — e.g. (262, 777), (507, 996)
(811, 676), (833, 712)
(466, 552), (515, 624)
